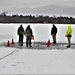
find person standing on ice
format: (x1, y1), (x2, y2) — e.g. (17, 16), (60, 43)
(24, 25), (33, 47)
(17, 24), (24, 46)
(65, 24), (72, 48)
(51, 24), (57, 44)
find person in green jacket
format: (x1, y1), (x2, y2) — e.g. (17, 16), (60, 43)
(65, 24), (72, 48)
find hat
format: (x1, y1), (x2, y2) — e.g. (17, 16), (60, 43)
(20, 24), (22, 27)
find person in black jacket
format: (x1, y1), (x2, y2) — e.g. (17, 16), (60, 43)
(51, 24), (57, 44)
(24, 25), (33, 47)
(17, 24), (24, 46)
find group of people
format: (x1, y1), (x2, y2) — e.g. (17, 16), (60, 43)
(51, 24), (72, 48)
(17, 25), (33, 47)
(17, 24), (72, 48)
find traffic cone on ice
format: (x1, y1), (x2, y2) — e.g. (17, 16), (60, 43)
(7, 40), (10, 47)
(31, 35), (34, 40)
(11, 39), (14, 44)
(47, 39), (51, 47)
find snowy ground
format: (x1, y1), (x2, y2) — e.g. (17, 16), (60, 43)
(0, 42), (75, 74)
(0, 23), (75, 74)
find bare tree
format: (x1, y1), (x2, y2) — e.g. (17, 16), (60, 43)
(1, 11), (8, 16)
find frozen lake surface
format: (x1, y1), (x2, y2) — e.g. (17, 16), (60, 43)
(0, 23), (75, 74)
(0, 23), (75, 43)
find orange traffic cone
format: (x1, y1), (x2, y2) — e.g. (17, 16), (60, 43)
(47, 39), (51, 47)
(7, 40), (10, 47)
(11, 39), (14, 44)
(31, 35), (34, 40)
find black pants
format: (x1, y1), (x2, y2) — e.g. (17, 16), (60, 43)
(26, 36), (31, 47)
(19, 34), (23, 46)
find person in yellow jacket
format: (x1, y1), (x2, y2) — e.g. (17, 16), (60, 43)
(65, 24), (72, 48)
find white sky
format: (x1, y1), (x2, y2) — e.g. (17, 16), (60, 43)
(0, 0), (75, 16)
(0, 0), (75, 8)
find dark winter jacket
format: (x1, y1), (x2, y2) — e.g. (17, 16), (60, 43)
(25, 25), (33, 37)
(17, 25), (24, 35)
(51, 25), (57, 35)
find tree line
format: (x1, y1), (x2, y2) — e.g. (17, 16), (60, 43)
(0, 12), (75, 24)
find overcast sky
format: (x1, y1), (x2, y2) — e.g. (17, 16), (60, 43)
(0, 0), (75, 17)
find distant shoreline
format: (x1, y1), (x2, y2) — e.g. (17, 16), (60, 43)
(0, 14), (75, 24)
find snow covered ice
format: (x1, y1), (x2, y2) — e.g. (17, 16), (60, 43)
(0, 23), (75, 74)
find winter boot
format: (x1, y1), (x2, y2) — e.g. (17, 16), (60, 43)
(67, 45), (70, 48)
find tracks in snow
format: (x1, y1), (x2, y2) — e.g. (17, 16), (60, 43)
(0, 46), (19, 60)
